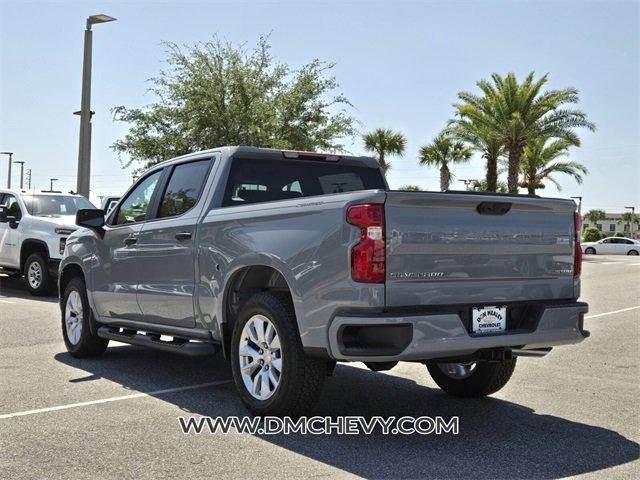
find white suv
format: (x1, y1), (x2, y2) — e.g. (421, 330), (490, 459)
(0, 190), (95, 295)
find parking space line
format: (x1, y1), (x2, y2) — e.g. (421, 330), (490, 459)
(585, 305), (640, 319)
(0, 379), (232, 420)
(0, 299), (15, 304)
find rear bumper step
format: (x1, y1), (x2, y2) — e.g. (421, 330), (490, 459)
(97, 326), (219, 356)
(328, 301), (588, 362)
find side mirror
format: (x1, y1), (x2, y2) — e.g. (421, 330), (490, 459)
(0, 206), (7, 223)
(7, 215), (19, 229)
(76, 208), (105, 229)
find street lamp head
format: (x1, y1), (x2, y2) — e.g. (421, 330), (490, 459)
(13, 160), (25, 165)
(0, 152), (13, 155)
(87, 14), (116, 29)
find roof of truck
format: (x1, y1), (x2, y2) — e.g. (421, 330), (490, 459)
(150, 146), (380, 169)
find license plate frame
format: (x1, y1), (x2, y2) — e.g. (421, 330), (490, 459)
(472, 306), (507, 334)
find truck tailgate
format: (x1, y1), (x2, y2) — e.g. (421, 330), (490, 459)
(384, 191), (577, 307)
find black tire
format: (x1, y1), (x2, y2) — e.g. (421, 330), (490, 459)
(627, 249), (639, 256)
(230, 292), (325, 416)
(61, 277), (109, 358)
(426, 358), (517, 397)
(23, 252), (52, 296)
(584, 247), (596, 255)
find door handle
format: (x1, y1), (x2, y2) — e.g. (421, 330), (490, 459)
(175, 232), (192, 241)
(123, 236), (137, 246)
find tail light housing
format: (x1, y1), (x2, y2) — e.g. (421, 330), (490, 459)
(574, 211), (582, 277)
(347, 204), (385, 283)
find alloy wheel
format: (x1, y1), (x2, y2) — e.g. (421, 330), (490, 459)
(65, 290), (83, 345)
(238, 314), (282, 400)
(27, 261), (42, 289)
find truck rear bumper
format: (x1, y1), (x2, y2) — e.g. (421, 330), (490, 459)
(327, 301), (589, 362)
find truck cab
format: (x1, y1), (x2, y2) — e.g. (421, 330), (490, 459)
(0, 190), (95, 295)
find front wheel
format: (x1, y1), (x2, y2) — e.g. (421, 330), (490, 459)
(426, 358), (517, 397)
(62, 277), (109, 357)
(230, 292), (325, 416)
(584, 247), (596, 255)
(24, 252), (52, 295)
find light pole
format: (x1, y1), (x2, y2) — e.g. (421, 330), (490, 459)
(50, 178), (59, 192)
(13, 161), (25, 189)
(0, 152), (13, 188)
(76, 13), (117, 199)
(570, 196), (582, 214)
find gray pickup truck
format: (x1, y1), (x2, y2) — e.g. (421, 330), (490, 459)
(59, 146), (588, 415)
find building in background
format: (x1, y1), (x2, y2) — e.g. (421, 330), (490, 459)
(582, 212), (640, 239)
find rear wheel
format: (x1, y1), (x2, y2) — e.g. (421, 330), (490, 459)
(426, 358), (517, 397)
(62, 277), (109, 357)
(24, 252), (52, 296)
(230, 292), (325, 416)
(627, 249), (639, 256)
(584, 247), (596, 255)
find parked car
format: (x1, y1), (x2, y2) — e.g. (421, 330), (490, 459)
(58, 146), (589, 416)
(0, 190), (95, 294)
(99, 195), (121, 216)
(581, 237), (640, 255)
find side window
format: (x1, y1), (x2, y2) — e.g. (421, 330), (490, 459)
(158, 160), (211, 218)
(1, 194), (22, 220)
(602, 238), (611, 243)
(114, 170), (162, 225)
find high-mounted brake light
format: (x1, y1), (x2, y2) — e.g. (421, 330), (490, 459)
(282, 150), (340, 162)
(574, 211), (582, 277)
(347, 204), (385, 283)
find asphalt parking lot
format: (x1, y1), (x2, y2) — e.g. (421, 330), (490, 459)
(1, 255), (639, 479)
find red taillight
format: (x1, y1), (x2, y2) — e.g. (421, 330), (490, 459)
(347, 204), (385, 283)
(574, 211), (582, 277)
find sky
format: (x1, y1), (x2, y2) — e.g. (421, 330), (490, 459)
(1, 0), (638, 212)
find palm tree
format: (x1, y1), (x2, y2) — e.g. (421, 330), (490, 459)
(448, 112), (505, 192)
(519, 137), (588, 194)
(584, 209), (606, 225)
(419, 132), (472, 191)
(455, 72), (595, 193)
(362, 128), (406, 174)
(472, 179), (507, 193)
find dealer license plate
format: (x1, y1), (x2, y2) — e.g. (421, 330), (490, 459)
(472, 306), (507, 334)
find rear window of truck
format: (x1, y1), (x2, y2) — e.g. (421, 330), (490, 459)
(222, 158), (385, 207)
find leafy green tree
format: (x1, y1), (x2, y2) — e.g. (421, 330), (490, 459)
(362, 128), (407, 174)
(448, 115), (504, 191)
(455, 72), (595, 193)
(582, 227), (602, 242)
(419, 132), (473, 191)
(519, 137), (587, 194)
(472, 179), (507, 193)
(398, 184), (423, 191)
(112, 37), (355, 170)
(584, 209), (606, 224)
(615, 232), (625, 237)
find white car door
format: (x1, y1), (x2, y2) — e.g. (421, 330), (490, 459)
(611, 238), (627, 254)
(0, 194), (22, 268)
(597, 238), (613, 254)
